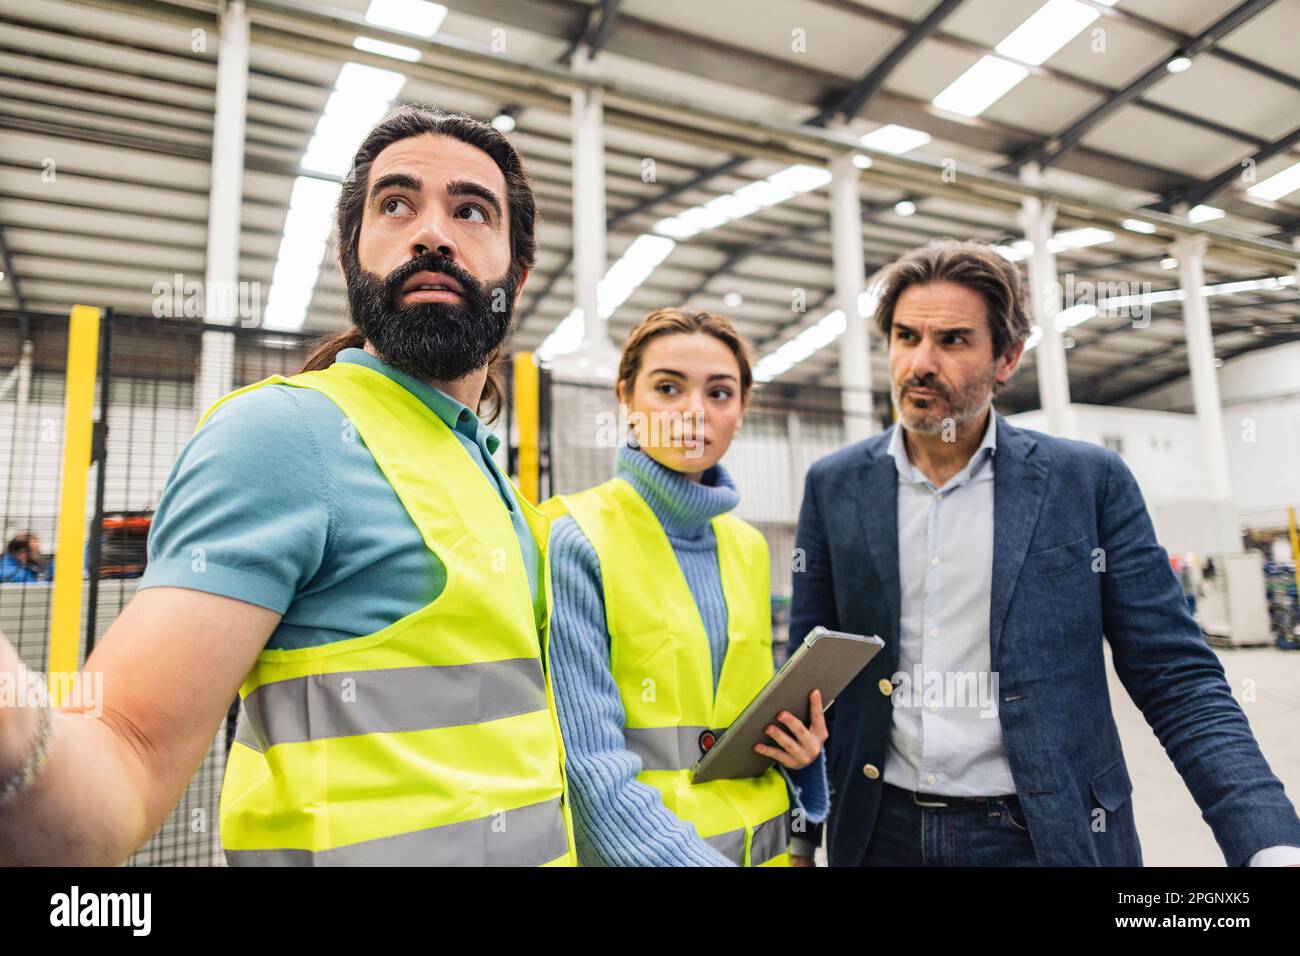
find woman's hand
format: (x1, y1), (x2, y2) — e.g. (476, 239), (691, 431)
(752, 689), (827, 770)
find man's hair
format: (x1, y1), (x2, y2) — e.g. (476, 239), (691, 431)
(6, 532), (34, 557)
(302, 106), (538, 422)
(872, 240), (1032, 360)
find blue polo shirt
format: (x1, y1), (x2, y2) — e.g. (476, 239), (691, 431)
(139, 348), (543, 651)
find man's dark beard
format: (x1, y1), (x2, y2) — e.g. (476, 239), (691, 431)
(343, 252), (520, 383)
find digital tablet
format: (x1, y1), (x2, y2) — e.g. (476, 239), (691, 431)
(690, 626), (884, 783)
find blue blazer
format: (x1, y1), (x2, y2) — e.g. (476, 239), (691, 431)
(789, 415), (1300, 866)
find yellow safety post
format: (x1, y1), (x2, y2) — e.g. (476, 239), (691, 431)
(1289, 506), (1300, 608)
(48, 305), (100, 703)
(514, 351), (540, 505)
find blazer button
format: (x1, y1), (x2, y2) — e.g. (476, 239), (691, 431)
(862, 763), (880, 779)
(878, 678), (893, 697)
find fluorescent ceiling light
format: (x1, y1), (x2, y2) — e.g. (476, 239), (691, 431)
(334, 61), (408, 101)
(1188, 204), (1224, 223)
(537, 308), (584, 361)
(702, 193), (761, 221)
(859, 124), (931, 155)
(996, 0), (1101, 66)
(731, 179), (795, 207)
(1247, 160), (1300, 202)
(1054, 227), (1114, 249)
(1057, 304), (1097, 329)
(263, 176), (342, 331)
(894, 200), (917, 216)
(1122, 218), (1156, 234)
(352, 36), (421, 61)
(491, 113), (516, 133)
(754, 289), (881, 383)
(1166, 55), (1192, 74)
(652, 216), (700, 240)
(301, 63), (406, 175)
(364, 0), (447, 37)
(651, 163), (830, 242)
(723, 292), (743, 307)
(852, 153), (873, 169)
(1160, 257), (1178, 270)
(767, 164), (833, 193)
(677, 205), (729, 232)
(932, 55), (1029, 117)
(597, 234), (676, 319)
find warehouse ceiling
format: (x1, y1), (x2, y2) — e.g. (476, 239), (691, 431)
(1, 0), (1299, 411)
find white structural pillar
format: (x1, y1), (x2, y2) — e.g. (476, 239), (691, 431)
(831, 152), (874, 442)
(1169, 230), (1240, 553)
(563, 44), (619, 380)
(196, 0), (249, 416)
(1018, 164), (1074, 438)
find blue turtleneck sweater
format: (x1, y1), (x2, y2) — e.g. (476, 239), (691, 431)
(549, 445), (829, 866)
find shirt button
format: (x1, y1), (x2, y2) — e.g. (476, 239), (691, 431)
(862, 763), (881, 779)
(936, 492), (943, 500)
(878, 678), (893, 697)
(927, 773), (937, 787)
(928, 703), (939, 713)
(930, 628), (939, 638)
(930, 557), (940, 567)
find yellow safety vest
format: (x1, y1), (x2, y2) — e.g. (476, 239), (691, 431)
(544, 477), (791, 866)
(208, 361), (576, 866)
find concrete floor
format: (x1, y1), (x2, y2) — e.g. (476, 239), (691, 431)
(811, 645), (1300, 866)
(1110, 644), (1300, 866)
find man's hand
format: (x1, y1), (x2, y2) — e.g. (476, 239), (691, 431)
(753, 689), (828, 770)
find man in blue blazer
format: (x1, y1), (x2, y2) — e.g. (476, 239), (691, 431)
(789, 240), (1300, 867)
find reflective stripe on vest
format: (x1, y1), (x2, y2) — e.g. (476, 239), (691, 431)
(550, 477), (791, 867)
(225, 796), (570, 867)
(704, 810), (790, 867)
(210, 363), (576, 867)
(238, 658), (547, 749)
(623, 725), (713, 772)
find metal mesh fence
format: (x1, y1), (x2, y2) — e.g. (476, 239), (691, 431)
(0, 309), (316, 865)
(537, 367), (885, 659)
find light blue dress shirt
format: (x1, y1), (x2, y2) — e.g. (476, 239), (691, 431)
(882, 409), (1017, 797)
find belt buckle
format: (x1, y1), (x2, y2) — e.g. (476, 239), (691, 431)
(911, 791), (950, 808)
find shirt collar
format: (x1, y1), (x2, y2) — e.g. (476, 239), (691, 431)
(336, 347), (499, 454)
(886, 408), (998, 488)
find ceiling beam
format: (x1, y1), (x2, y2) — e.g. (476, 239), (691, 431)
(1159, 123), (1300, 211)
(814, 0), (966, 125)
(1014, 0), (1282, 172)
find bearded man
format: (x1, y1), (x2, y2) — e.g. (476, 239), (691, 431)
(0, 107), (577, 867)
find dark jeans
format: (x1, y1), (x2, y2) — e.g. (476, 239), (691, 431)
(861, 782), (1038, 866)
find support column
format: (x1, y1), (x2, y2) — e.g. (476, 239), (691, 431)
(831, 153), (873, 443)
(196, 0), (249, 416)
(1018, 164), (1074, 438)
(1169, 231), (1240, 553)
(558, 44), (619, 381)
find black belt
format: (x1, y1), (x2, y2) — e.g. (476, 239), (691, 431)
(886, 783), (1018, 808)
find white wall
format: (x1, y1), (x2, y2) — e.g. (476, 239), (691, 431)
(1118, 341), (1300, 530)
(1005, 404), (1232, 551)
